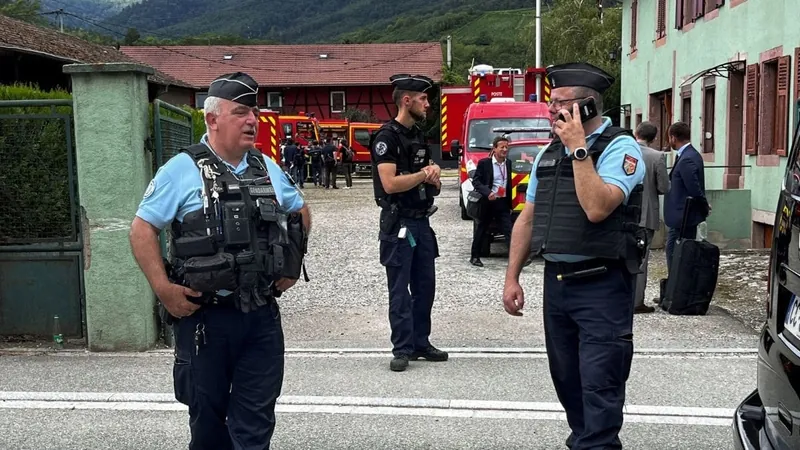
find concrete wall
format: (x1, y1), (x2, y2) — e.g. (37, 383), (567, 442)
(64, 63), (158, 351)
(620, 0), (800, 247)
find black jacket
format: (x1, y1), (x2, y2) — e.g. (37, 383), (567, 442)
(472, 156), (513, 210)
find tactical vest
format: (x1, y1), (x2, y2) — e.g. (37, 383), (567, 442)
(369, 120), (435, 213)
(169, 144), (307, 313)
(530, 126), (646, 274)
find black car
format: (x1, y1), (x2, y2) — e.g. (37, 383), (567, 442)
(733, 122), (800, 449)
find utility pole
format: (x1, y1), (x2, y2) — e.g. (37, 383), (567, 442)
(446, 35), (452, 69)
(535, 0), (542, 100)
(58, 9), (64, 33)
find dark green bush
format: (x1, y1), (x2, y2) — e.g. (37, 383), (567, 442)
(0, 84), (76, 244)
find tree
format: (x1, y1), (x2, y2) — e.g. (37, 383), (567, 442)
(526, 0), (623, 119)
(1, 0), (45, 25)
(123, 27), (140, 45)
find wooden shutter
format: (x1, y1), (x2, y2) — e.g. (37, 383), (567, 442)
(715, 0), (725, 7)
(745, 63), (760, 155)
(675, 0), (684, 29)
(795, 47), (800, 104)
(775, 55), (791, 156)
(657, 0), (666, 37)
(694, 0), (704, 20)
(705, 0), (717, 14)
(631, 0), (638, 49)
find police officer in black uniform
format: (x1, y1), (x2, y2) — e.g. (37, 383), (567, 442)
(130, 72), (311, 449)
(370, 74), (448, 372)
(502, 63), (646, 449)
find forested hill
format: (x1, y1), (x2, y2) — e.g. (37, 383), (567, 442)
(105, 0), (553, 44)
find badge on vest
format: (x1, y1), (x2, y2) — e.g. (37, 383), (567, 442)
(539, 159), (557, 167)
(622, 154), (638, 176)
(376, 141), (388, 156)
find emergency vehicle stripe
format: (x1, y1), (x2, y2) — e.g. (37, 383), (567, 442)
(268, 116), (276, 126)
(473, 77), (481, 102)
(259, 116), (267, 122)
(544, 79), (551, 103)
(441, 95), (448, 146)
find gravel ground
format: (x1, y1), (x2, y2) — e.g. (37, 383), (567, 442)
(289, 176), (770, 332)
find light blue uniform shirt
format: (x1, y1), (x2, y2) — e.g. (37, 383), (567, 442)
(136, 134), (305, 230)
(525, 118), (646, 262)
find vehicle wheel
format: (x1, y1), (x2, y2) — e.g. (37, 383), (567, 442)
(460, 194), (470, 220)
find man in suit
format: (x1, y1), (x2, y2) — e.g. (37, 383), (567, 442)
(470, 135), (513, 267)
(664, 121), (708, 274)
(634, 122), (670, 314)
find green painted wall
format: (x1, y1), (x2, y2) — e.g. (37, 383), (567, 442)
(64, 63), (158, 351)
(620, 0), (800, 230)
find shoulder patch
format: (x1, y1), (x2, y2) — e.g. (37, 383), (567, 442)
(622, 154), (638, 176)
(143, 179), (156, 198)
(375, 141), (388, 156)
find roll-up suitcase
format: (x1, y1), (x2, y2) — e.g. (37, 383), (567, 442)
(660, 197), (719, 315)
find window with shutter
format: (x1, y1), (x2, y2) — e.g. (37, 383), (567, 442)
(694, 0), (704, 20)
(715, 0), (725, 8)
(775, 55), (791, 156)
(630, 0), (638, 50)
(657, 0), (667, 38)
(745, 64), (759, 155)
(675, 0), (684, 29)
(795, 47), (800, 105)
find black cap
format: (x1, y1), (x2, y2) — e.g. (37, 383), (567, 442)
(207, 72), (259, 107)
(390, 74), (434, 93)
(545, 62), (615, 93)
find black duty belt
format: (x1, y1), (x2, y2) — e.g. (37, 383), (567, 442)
(398, 209), (429, 219)
(545, 258), (625, 281)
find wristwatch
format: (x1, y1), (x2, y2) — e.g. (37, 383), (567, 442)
(571, 147), (588, 161)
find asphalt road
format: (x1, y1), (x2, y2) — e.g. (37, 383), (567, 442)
(0, 177), (758, 449)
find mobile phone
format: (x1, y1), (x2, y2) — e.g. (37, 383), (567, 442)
(558, 97), (598, 123)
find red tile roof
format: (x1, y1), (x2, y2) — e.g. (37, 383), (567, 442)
(0, 14), (192, 88)
(119, 43), (444, 88)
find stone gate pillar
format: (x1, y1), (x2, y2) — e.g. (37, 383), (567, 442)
(63, 62), (157, 351)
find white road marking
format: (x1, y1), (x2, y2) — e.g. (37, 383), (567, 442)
(0, 391), (735, 427)
(0, 346), (758, 360)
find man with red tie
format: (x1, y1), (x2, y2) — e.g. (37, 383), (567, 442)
(470, 135), (514, 267)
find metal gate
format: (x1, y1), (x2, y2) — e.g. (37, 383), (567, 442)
(0, 100), (84, 338)
(151, 100), (194, 257)
(153, 99), (194, 170)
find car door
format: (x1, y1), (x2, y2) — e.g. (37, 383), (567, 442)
(765, 120), (800, 449)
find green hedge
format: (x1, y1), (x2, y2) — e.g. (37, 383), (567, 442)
(0, 83), (76, 243)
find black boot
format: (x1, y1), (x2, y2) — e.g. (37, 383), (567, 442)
(412, 346), (449, 362)
(390, 355), (409, 372)
(470, 257), (484, 267)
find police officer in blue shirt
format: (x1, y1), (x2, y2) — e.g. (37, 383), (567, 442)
(370, 74), (448, 372)
(502, 63), (646, 450)
(129, 72), (311, 450)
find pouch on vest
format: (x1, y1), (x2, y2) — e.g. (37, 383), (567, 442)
(173, 235), (217, 258)
(279, 212), (308, 280)
(183, 252), (238, 292)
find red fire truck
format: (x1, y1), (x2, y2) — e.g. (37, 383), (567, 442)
(254, 110), (321, 164)
(447, 65), (553, 254)
(317, 120), (382, 174)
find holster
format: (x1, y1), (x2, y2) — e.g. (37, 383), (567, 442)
(379, 203), (400, 235)
(277, 212), (308, 281)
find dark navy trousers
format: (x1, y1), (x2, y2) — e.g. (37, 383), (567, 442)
(173, 301), (285, 450)
(379, 217), (439, 357)
(543, 260), (635, 450)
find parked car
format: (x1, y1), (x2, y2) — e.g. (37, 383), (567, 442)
(732, 120), (800, 449)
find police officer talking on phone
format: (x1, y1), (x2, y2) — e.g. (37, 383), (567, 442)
(129, 72), (311, 449)
(502, 63), (646, 449)
(370, 74), (448, 372)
